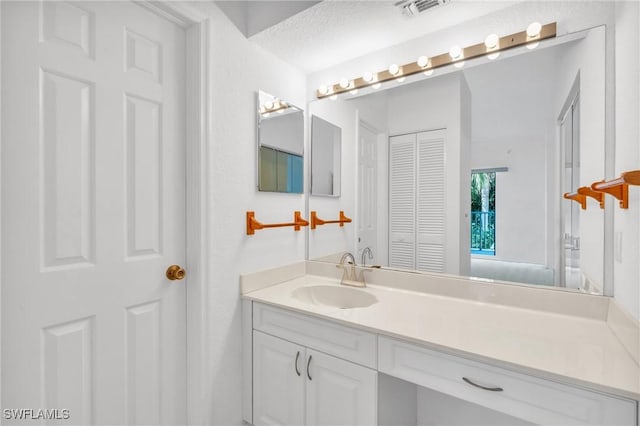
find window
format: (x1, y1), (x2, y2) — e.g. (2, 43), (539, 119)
(471, 172), (496, 255)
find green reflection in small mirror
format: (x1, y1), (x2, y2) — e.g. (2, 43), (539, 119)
(259, 146), (303, 193)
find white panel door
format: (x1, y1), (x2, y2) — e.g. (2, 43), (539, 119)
(253, 331), (306, 426)
(306, 349), (377, 426)
(2, 2), (186, 424)
(357, 123), (378, 264)
(389, 134), (416, 270)
(416, 130), (446, 273)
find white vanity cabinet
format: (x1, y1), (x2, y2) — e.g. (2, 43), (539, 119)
(244, 301), (638, 426)
(249, 303), (378, 426)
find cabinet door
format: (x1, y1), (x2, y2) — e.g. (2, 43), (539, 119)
(416, 129), (446, 273)
(253, 331), (305, 426)
(306, 350), (377, 426)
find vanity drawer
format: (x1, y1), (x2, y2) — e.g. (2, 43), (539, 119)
(379, 336), (637, 426)
(252, 303), (377, 368)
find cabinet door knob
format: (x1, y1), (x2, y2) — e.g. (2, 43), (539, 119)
(294, 351), (301, 376)
(306, 355), (313, 381)
(166, 265), (186, 280)
(462, 377), (503, 392)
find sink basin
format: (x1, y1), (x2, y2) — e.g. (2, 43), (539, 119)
(291, 285), (378, 309)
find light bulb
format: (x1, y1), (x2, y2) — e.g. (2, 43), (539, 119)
(318, 85), (329, 95)
(527, 22), (542, 38)
(363, 72), (374, 83)
(388, 64), (400, 75)
(264, 100), (274, 110)
(485, 34), (499, 49)
(449, 45), (462, 60)
(372, 83), (381, 89)
(417, 56), (429, 68)
(488, 52), (500, 60)
(329, 94), (338, 101)
(339, 78), (350, 89)
(423, 69), (434, 76)
(397, 77), (406, 83)
(527, 42), (539, 50)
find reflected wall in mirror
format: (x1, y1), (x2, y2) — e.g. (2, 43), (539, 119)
(311, 115), (342, 197)
(308, 27), (607, 294)
(257, 90), (304, 193)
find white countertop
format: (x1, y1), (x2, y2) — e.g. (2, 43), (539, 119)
(243, 274), (640, 400)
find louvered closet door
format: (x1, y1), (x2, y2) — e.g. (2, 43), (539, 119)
(389, 134), (416, 269)
(416, 130), (446, 272)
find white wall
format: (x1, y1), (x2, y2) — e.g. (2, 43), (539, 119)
(613, 1), (640, 320)
(459, 74), (472, 277)
(190, 2), (308, 424)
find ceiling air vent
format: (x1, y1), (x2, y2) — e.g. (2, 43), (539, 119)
(395, 0), (449, 16)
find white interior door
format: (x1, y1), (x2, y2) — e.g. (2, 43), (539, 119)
(357, 123), (378, 264)
(2, 2), (187, 424)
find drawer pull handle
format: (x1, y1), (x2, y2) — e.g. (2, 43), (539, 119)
(295, 351), (301, 376)
(307, 355), (313, 381)
(462, 377), (503, 392)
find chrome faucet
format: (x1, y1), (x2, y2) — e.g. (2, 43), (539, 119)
(361, 247), (373, 266)
(339, 251), (356, 266)
(338, 252), (364, 287)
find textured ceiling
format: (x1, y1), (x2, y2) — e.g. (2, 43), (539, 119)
(250, 0), (521, 74)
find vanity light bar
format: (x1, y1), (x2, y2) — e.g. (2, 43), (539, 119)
(316, 22), (557, 99)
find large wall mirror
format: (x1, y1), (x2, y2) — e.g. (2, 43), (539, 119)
(257, 90), (304, 193)
(311, 115), (342, 197)
(307, 26), (608, 295)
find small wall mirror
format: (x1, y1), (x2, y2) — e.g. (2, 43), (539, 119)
(257, 90), (304, 193)
(311, 115), (342, 197)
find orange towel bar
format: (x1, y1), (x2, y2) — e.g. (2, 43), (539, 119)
(246, 211), (309, 235)
(578, 186), (605, 209)
(563, 191), (586, 210)
(310, 211), (352, 230)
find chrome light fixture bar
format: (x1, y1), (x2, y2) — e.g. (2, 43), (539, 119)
(316, 22), (556, 99)
(260, 99), (290, 116)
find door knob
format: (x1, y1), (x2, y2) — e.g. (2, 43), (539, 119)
(166, 265), (186, 280)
